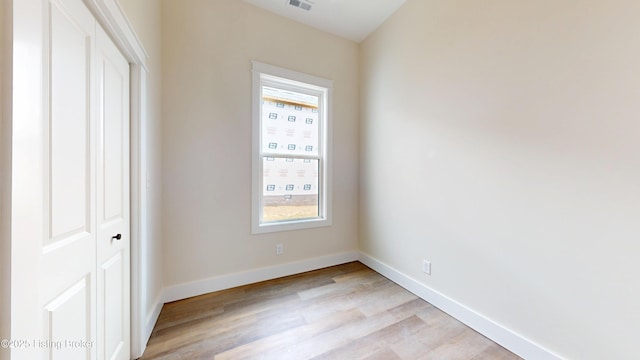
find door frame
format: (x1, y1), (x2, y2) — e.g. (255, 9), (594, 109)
(83, 0), (149, 357)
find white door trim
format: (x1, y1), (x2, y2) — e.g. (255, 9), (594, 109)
(84, 0), (148, 67)
(82, 0), (149, 358)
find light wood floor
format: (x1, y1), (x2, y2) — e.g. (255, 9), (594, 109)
(140, 262), (521, 360)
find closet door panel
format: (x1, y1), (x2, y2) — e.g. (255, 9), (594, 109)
(96, 24), (131, 360)
(41, 0), (97, 359)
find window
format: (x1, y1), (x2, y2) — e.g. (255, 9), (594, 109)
(252, 61), (332, 233)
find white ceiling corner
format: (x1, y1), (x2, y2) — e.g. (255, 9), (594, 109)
(242, 0), (406, 43)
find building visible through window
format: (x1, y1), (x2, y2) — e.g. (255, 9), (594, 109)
(252, 61), (332, 233)
(261, 87), (319, 222)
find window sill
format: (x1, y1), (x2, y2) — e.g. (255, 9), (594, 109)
(252, 217), (332, 234)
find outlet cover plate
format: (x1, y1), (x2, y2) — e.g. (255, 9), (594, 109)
(422, 260), (431, 275)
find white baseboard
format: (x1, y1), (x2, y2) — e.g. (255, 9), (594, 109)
(144, 294), (163, 341)
(132, 293), (163, 359)
(358, 252), (562, 360)
(162, 251), (360, 303)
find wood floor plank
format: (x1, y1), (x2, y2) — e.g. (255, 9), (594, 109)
(215, 309), (366, 360)
(269, 301), (423, 359)
(139, 262), (521, 360)
(391, 310), (474, 358)
(310, 315), (429, 360)
(420, 328), (506, 360)
(363, 348), (403, 360)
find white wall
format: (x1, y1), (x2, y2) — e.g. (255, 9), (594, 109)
(0, 1), (11, 359)
(112, 0), (164, 350)
(360, 0), (640, 359)
(161, 0), (359, 290)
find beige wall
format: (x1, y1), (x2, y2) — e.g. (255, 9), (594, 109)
(161, 0), (359, 287)
(360, 0), (640, 359)
(116, 0), (164, 338)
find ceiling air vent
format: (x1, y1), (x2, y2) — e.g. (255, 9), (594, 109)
(289, 0), (312, 11)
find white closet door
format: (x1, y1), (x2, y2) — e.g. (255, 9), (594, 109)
(95, 24), (131, 360)
(38, 0), (130, 359)
(42, 0), (97, 359)
(42, 1), (96, 359)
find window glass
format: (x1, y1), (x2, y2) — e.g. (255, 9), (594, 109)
(262, 158), (319, 223)
(261, 89), (319, 157)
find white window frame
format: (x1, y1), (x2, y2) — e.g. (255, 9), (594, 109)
(251, 61), (332, 234)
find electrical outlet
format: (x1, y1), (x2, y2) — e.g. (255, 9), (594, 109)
(422, 260), (431, 275)
(276, 243), (284, 256)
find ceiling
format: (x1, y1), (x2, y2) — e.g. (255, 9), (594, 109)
(242, 0), (406, 43)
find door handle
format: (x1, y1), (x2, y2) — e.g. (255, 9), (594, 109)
(111, 233), (122, 241)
